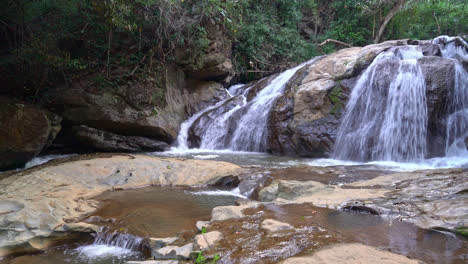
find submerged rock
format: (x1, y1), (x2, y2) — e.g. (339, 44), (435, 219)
(0, 155), (243, 257)
(0, 98), (61, 170)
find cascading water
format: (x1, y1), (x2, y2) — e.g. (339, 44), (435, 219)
(434, 36), (468, 156)
(174, 58), (320, 152)
(333, 46), (428, 162)
(76, 228), (143, 259)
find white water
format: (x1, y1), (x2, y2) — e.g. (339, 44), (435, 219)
(75, 229), (142, 260)
(189, 187), (248, 199)
(228, 60), (316, 152)
(168, 36), (468, 169)
(333, 46), (427, 162)
(24, 154), (75, 169)
(173, 57), (320, 152)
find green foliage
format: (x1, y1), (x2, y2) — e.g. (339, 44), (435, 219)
(201, 226), (207, 234)
(387, 0), (468, 40)
(1, 0), (466, 98)
(196, 250), (221, 264)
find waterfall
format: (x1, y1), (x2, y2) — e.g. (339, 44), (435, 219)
(434, 36), (468, 155)
(175, 89), (237, 150)
(228, 62), (310, 152)
(174, 57), (320, 152)
(333, 47), (427, 162)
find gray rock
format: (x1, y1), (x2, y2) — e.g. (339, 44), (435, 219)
(152, 243), (194, 260)
(73, 125), (169, 152)
(143, 237), (178, 251)
(196, 221), (210, 232)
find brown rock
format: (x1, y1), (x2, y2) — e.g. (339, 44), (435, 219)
(0, 98), (61, 170)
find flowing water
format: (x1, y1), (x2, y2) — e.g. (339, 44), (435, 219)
(175, 57), (321, 152)
(333, 46), (428, 162)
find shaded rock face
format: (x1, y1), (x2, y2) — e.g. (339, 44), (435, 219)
(47, 66), (227, 150)
(0, 99), (61, 170)
(269, 40), (462, 158)
(178, 24), (234, 84)
(72, 125), (169, 152)
(418, 56), (456, 157)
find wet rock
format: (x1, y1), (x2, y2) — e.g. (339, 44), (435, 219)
(212, 175), (240, 188)
(418, 56), (456, 157)
(347, 169), (468, 230)
(0, 155), (243, 257)
(421, 43), (442, 56)
(281, 243), (420, 264)
(0, 98), (61, 170)
(72, 125), (169, 152)
(152, 243), (194, 260)
(196, 221), (211, 232)
(188, 95), (244, 148)
(143, 237), (178, 251)
(261, 219), (293, 232)
(194, 231), (223, 250)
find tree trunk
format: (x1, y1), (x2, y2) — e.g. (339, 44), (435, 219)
(374, 0), (405, 43)
(107, 29), (113, 78)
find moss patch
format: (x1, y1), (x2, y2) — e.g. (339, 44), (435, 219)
(329, 84), (344, 115)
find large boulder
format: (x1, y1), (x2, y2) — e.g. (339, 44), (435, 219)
(47, 66), (227, 147)
(0, 99), (61, 170)
(269, 40), (460, 157)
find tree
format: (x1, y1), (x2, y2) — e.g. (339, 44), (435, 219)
(359, 0), (420, 43)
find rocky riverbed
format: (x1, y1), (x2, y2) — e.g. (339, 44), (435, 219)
(1, 155), (467, 264)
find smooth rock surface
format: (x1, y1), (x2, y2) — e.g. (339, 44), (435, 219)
(211, 205), (252, 221)
(194, 231), (223, 250)
(0, 155), (243, 257)
(281, 243), (421, 264)
(261, 219), (293, 232)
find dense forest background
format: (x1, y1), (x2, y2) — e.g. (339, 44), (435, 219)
(1, 0), (467, 102)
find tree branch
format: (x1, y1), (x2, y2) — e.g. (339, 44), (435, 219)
(318, 39), (352, 48)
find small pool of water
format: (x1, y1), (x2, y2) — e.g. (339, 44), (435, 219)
(4, 187), (239, 264)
